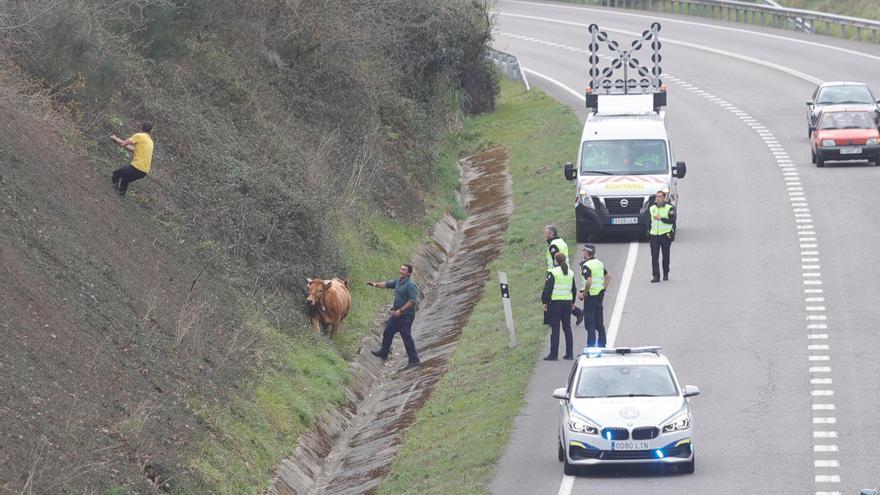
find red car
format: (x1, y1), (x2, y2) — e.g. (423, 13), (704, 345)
(810, 106), (880, 168)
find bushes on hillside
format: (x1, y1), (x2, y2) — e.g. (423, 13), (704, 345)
(0, 1), (498, 491)
(1, 0), (498, 303)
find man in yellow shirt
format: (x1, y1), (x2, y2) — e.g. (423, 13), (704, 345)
(110, 121), (154, 196)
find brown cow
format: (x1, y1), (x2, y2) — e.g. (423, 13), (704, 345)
(305, 277), (352, 337)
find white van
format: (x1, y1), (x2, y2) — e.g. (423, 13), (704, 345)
(564, 92), (686, 242)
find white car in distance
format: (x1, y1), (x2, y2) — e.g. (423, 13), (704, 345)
(553, 346), (699, 475)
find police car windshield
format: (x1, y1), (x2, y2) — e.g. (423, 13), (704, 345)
(580, 140), (668, 175)
(816, 85), (874, 105)
(575, 364), (677, 398)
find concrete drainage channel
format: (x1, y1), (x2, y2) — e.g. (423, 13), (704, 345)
(266, 147), (514, 495)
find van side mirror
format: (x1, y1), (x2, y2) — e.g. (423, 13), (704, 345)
(673, 161), (687, 179)
(552, 387), (570, 400)
(564, 162), (575, 181)
(683, 385), (700, 398)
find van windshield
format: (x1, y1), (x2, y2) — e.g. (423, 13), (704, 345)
(580, 139), (668, 175)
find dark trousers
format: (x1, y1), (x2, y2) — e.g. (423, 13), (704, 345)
(584, 293), (606, 347)
(111, 165), (146, 195)
(379, 314), (420, 364)
(546, 301), (574, 358)
(649, 234), (672, 279)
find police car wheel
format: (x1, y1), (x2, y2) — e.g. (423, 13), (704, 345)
(563, 457), (579, 476)
(678, 457), (695, 474)
(558, 440), (565, 462)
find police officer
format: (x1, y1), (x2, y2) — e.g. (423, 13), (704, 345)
(542, 225), (583, 325)
(541, 252), (577, 360)
(544, 225), (568, 271)
(579, 244), (610, 348)
(648, 188), (676, 283)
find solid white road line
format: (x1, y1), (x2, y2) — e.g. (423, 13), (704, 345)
(606, 242), (638, 347)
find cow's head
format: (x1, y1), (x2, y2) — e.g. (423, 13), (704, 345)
(305, 278), (333, 307)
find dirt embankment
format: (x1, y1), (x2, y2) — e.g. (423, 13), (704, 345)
(0, 79), (252, 493)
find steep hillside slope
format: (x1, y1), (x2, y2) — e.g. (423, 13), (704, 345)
(0, 1), (497, 493)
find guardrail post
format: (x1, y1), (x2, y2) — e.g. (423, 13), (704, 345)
(873, 29), (878, 44)
(856, 26), (862, 42)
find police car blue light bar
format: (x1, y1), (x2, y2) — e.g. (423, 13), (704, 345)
(582, 346), (663, 357)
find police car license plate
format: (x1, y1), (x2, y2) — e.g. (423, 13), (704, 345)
(840, 146), (861, 155)
(610, 217), (639, 225)
(612, 441), (650, 450)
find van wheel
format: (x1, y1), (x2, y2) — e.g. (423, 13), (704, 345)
(816, 154), (825, 168)
(576, 223), (589, 243)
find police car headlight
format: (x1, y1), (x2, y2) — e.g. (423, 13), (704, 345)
(662, 412), (690, 433)
(821, 139), (836, 147)
(569, 416), (599, 434)
(578, 189), (595, 209)
(867, 138), (878, 145)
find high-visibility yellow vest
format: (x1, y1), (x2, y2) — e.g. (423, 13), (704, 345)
(546, 238), (569, 270)
(550, 266), (575, 301)
(583, 258), (605, 296)
(649, 204), (673, 236)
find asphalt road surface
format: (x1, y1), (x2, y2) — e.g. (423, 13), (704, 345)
(490, 2), (880, 494)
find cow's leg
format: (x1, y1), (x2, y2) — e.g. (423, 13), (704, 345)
(310, 315), (322, 332)
(329, 320), (340, 338)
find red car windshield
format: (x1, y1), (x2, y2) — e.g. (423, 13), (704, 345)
(818, 111), (875, 130)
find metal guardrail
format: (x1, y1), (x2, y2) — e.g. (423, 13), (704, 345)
(593, 0), (880, 43)
(488, 48), (531, 91)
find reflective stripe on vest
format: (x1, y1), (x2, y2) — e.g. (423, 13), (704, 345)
(550, 266), (575, 301)
(546, 238), (570, 270)
(584, 258), (605, 296)
(650, 204), (673, 236)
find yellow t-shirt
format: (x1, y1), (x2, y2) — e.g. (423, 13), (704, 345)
(129, 132), (154, 173)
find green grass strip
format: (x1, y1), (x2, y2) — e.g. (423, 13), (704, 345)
(376, 80), (582, 494)
(187, 125), (463, 495)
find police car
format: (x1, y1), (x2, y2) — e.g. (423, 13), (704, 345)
(553, 346), (700, 475)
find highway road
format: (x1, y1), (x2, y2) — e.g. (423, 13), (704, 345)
(490, 2), (880, 494)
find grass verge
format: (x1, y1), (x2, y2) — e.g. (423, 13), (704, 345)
(186, 130), (463, 494)
(376, 80), (582, 494)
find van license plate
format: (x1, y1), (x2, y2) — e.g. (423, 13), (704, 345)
(612, 441), (650, 450)
(840, 146), (861, 155)
(611, 217), (639, 225)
